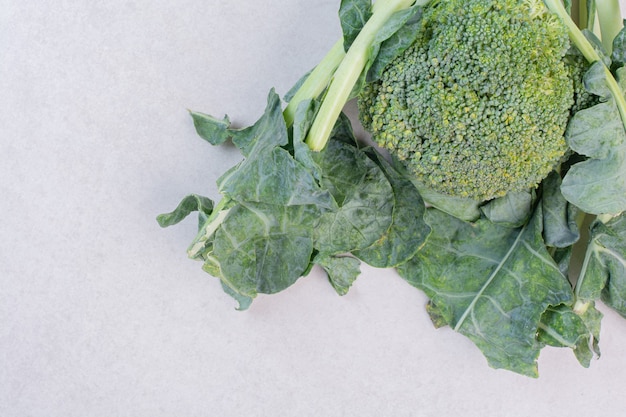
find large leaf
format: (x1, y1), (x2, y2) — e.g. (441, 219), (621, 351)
(398, 207), (573, 377)
(561, 61), (626, 214)
(353, 149), (430, 268)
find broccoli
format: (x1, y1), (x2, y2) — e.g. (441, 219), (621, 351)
(162, 0), (626, 376)
(358, 0), (576, 201)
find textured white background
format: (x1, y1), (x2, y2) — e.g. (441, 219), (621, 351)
(3, 1), (626, 416)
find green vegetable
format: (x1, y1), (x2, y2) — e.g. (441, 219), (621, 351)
(359, 0), (575, 201)
(159, 0), (626, 377)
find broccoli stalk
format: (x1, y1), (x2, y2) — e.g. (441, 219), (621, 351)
(595, 0), (624, 53)
(306, 0), (429, 151)
(544, 0), (626, 125)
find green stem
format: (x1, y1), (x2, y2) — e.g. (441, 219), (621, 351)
(595, 0), (624, 53)
(282, 39), (346, 127)
(305, 0), (420, 151)
(544, 0), (626, 127)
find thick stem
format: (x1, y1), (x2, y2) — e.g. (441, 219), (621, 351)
(282, 39), (346, 127)
(544, 0), (626, 127)
(305, 0), (420, 151)
(595, 0), (624, 53)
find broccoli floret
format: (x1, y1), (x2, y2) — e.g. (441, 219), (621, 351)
(358, 0), (575, 201)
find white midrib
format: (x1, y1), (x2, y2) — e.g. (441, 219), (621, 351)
(453, 226), (526, 332)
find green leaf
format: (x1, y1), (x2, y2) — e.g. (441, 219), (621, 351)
(312, 139), (394, 255)
(398, 207), (573, 377)
(214, 92), (334, 209)
(552, 246), (574, 278)
(219, 281), (254, 311)
(611, 20), (626, 69)
(218, 146), (335, 208)
(291, 98), (325, 180)
(367, 5), (424, 82)
(537, 304), (600, 368)
(481, 190), (534, 228)
(231, 89), (288, 156)
(212, 202), (318, 298)
(353, 149), (430, 268)
(561, 62), (626, 215)
(577, 213), (626, 317)
(586, 1), (597, 32)
(392, 157), (481, 222)
(339, 0), (372, 50)
(189, 112), (232, 146)
(314, 254), (361, 296)
(157, 194), (214, 229)
(542, 172), (580, 248)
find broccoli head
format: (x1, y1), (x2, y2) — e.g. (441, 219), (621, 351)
(358, 0), (575, 201)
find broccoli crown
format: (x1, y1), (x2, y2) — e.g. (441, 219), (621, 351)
(358, 0), (574, 201)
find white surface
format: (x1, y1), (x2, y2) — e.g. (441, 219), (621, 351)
(3, 1), (626, 416)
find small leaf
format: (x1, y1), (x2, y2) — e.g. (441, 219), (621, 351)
(219, 281), (254, 311)
(367, 5), (424, 82)
(537, 304), (600, 368)
(292, 98), (324, 180)
(392, 157), (481, 222)
(481, 190), (533, 228)
(611, 20), (626, 69)
(230, 89), (288, 156)
(315, 254), (361, 296)
(339, 0), (372, 50)
(577, 213), (626, 317)
(157, 194), (214, 229)
(542, 171), (580, 248)
(189, 112), (232, 146)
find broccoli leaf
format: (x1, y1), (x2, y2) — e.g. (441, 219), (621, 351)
(219, 281), (254, 311)
(542, 171), (581, 248)
(314, 253), (361, 296)
(211, 202), (318, 298)
(157, 194), (214, 230)
(189, 112), (231, 146)
(367, 4), (424, 82)
(561, 61), (626, 215)
(480, 191), (534, 229)
(611, 20), (626, 69)
(312, 138), (394, 255)
(537, 304), (600, 368)
(577, 212), (626, 317)
(398, 206), (573, 377)
(339, 0), (372, 50)
(353, 148), (430, 268)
